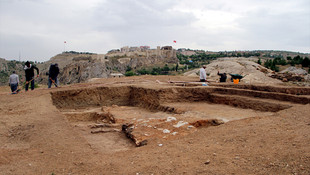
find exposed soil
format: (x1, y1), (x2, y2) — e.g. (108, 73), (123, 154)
(0, 75), (310, 175)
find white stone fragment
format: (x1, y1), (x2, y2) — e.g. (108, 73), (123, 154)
(173, 121), (188, 128)
(166, 116), (177, 122)
(163, 129), (171, 134)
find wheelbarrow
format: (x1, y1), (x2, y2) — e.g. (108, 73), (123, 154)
(229, 73), (245, 82)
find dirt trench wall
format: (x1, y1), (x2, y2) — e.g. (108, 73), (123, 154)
(51, 86), (293, 113)
(214, 84), (310, 95)
(212, 87), (310, 104)
(51, 86), (132, 109)
(208, 94), (291, 112)
(129, 87), (161, 110)
(155, 87), (291, 112)
(156, 87), (213, 103)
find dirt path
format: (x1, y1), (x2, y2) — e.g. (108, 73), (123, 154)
(0, 76), (309, 174)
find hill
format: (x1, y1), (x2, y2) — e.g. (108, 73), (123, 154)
(1, 49), (309, 86)
(0, 47), (178, 86)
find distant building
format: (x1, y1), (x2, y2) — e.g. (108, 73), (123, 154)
(110, 73), (124, 78)
(121, 46), (129, 52)
(129, 47), (140, 52)
(161, 46), (172, 50)
(108, 49), (120, 54)
(140, 46), (150, 51)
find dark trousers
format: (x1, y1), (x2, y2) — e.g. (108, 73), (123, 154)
(10, 83), (18, 93)
(200, 79), (206, 82)
(48, 77), (58, 88)
(25, 77), (35, 91)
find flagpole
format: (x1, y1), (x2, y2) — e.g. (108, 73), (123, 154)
(64, 41), (66, 52)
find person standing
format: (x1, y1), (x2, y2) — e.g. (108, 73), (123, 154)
(24, 61), (39, 91)
(9, 71), (19, 94)
(48, 63), (59, 88)
(199, 65), (207, 82)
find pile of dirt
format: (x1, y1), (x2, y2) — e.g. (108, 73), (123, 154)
(270, 72), (306, 82)
(184, 57), (282, 84)
(280, 66), (308, 75)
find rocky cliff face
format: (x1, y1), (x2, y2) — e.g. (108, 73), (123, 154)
(0, 58), (28, 85)
(50, 48), (178, 84)
(59, 59), (111, 84)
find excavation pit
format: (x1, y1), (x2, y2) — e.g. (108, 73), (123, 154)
(51, 85), (308, 150)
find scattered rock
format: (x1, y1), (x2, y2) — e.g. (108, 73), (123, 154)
(173, 121), (188, 128)
(190, 119), (224, 128)
(163, 129), (171, 134)
(204, 160), (211, 165)
(166, 116), (177, 122)
(171, 132), (178, 136)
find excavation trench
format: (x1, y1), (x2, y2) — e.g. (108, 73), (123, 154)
(51, 85), (299, 150)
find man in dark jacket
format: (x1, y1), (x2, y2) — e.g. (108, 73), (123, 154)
(217, 71), (227, 82)
(24, 61), (39, 91)
(48, 63), (59, 88)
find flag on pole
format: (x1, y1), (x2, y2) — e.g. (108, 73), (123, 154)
(173, 40), (176, 43)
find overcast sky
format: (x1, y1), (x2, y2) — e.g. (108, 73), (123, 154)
(0, 0), (309, 62)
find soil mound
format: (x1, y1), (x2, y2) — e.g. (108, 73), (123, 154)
(184, 57), (283, 84)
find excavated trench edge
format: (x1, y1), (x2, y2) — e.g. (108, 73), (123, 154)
(51, 85), (306, 146)
(50, 85), (302, 113)
(213, 84), (310, 95)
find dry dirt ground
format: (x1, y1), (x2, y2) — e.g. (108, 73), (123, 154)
(0, 75), (310, 175)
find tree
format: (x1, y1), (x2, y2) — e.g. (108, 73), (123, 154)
(257, 58), (262, 65)
(137, 68), (150, 75)
(162, 64), (170, 71)
(293, 55), (303, 64)
(301, 57), (310, 67)
(126, 66), (132, 72)
(264, 59), (272, 68)
(125, 71), (135, 76)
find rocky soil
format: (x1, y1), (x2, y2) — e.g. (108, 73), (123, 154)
(0, 75), (309, 174)
(184, 57), (310, 86)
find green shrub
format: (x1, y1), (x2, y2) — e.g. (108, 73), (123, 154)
(125, 71), (135, 76)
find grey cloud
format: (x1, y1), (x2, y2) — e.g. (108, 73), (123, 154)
(0, 0), (309, 61)
(93, 0), (196, 31)
(238, 7), (310, 50)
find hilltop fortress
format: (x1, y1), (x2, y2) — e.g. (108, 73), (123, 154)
(42, 46), (178, 84)
(105, 46), (176, 61)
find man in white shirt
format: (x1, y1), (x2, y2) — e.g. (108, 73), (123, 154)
(199, 65), (207, 82)
(9, 71), (19, 94)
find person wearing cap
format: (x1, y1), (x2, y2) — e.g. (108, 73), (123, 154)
(24, 61), (39, 91)
(199, 65), (207, 82)
(9, 71), (19, 94)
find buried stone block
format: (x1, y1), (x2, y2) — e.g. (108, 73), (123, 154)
(190, 119), (224, 128)
(122, 124), (148, 147)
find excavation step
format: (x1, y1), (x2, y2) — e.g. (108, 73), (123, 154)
(212, 87), (310, 104)
(209, 93), (292, 112)
(213, 84), (310, 95)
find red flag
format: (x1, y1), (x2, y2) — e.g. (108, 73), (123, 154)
(64, 41), (66, 43)
(173, 40), (176, 43)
